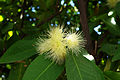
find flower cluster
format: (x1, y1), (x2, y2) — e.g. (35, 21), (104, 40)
(36, 26), (85, 64)
(107, 0), (120, 8)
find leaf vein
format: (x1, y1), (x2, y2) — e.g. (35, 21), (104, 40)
(72, 55), (83, 80)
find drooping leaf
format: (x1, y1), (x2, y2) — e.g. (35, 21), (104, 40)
(0, 40), (36, 64)
(22, 55), (64, 80)
(66, 50), (105, 80)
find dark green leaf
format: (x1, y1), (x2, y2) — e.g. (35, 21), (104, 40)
(0, 40), (36, 64)
(104, 71), (120, 80)
(46, 0), (56, 8)
(66, 50), (105, 80)
(0, 38), (4, 51)
(99, 43), (119, 56)
(22, 55), (64, 80)
(99, 43), (120, 61)
(8, 63), (27, 80)
(1, 23), (14, 34)
(112, 49), (120, 61)
(115, 2), (120, 16)
(103, 19), (120, 36)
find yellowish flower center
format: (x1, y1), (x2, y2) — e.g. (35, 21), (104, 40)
(0, 15), (4, 22)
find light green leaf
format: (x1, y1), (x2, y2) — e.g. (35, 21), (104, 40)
(22, 55), (64, 80)
(0, 0), (6, 2)
(66, 50), (105, 80)
(0, 40), (36, 64)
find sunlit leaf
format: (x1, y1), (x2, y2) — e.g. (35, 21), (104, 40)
(22, 55), (64, 80)
(66, 50), (105, 80)
(0, 40), (36, 64)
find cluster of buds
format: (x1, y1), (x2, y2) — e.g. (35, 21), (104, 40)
(36, 26), (85, 64)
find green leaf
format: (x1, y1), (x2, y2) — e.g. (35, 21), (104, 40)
(1, 23), (14, 34)
(22, 21), (40, 34)
(0, 0), (11, 4)
(115, 2), (120, 16)
(0, 0), (6, 2)
(104, 71), (120, 80)
(0, 40), (36, 64)
(22, 55), (64, 80)
(46, 0), (56, 8)
(8, 63), (27, 80)
(112, 49), (120, 61)
(103, 19), (120, 36)
(0, 38), (4, 51)
(99, 43), (120, 61)
(88, 22), (98, 34)
(33, 0), (47, 11)
(66, 50), (105, 80)
(99, 43), (119, 56)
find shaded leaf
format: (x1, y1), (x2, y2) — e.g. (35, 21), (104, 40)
(103, 19), (120, 36)
(46, 0), (56, 8)
(115, 2), (120, 16)
(8, 63), (27, 80)
(1, 23), (14, 34)
(104, 71), (120, 80)
(99, 43), (119, 56)
(112, 49), (120, 61)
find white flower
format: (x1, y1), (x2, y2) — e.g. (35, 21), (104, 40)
(65, 32), (85, 55)
(36, 26), (85, 64)
(36, 27), (66, 64)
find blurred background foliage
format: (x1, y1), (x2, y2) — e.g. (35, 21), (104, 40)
(0, 0), (120, 80)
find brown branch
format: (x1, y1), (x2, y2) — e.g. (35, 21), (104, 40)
(77, 0), (94, 56)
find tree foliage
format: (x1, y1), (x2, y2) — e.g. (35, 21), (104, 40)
(0, 0), (120, 80)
